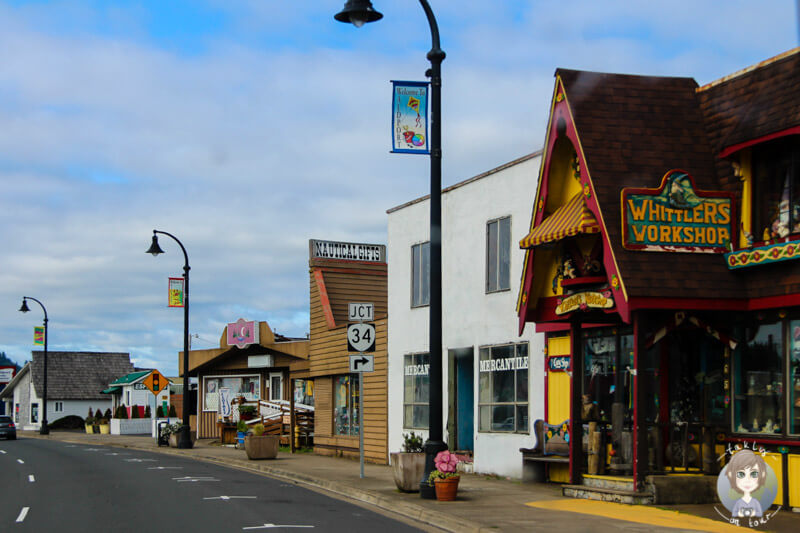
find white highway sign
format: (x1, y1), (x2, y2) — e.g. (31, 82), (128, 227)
(348, 302), (374, 322)
(347, 322), (375, 352)
(349, 354), (375, 373)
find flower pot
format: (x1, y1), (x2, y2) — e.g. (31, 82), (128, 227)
(85, 424), (94, 434)
(98, 424), (110, 435)
(433, 476), (460, 501)
(237, 431), (247, 448)
(245, 435), (279, 460)
(390, 452), (425, 492)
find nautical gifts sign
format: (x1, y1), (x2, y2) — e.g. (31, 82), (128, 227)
(391, 81), (429, 154)
(622, 170), (734, 253)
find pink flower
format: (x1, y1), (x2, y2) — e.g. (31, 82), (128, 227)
(434, 450), (460, 473)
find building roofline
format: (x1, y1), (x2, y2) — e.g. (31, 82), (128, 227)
(696, 47), (800, 92)
(386, 151), (542, 214)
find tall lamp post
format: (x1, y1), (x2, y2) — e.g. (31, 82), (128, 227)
(335, 0), (447, 499)
(19, 296), (49, 435)
(146, 229), (193, 449)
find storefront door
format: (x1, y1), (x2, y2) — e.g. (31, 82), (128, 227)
(448, 348), (474, 452)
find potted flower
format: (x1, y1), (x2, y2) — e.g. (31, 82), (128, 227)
(238, 404), (256, 421)
(96, 408), (110, 434)
(236, 419), (249, 449)
(84, 415), (95, 434)
(428, 450), (461, 501)
(244, 423), (279, 460)
(390, 432), (426, 492)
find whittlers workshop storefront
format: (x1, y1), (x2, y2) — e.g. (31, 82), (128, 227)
(516, 49), (800, 508)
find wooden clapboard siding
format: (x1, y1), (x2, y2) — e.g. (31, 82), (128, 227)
(308, 257), (388, 464)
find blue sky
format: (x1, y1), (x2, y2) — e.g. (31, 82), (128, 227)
(0, 1), (797, 374)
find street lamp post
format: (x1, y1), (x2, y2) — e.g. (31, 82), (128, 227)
(19, 296), (49, 435)
(335, 0), (447, 499)
(146, 229), (193, 449)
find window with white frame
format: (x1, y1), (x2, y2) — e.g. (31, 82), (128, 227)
(486, 216), (511, 293)
(411, 241), (430, 307)
(478, 342), (529, 433)
(203, 375), (261, 412)
(403, 353), (429, 429)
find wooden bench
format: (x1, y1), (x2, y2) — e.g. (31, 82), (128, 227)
(519, 419), (570, 482)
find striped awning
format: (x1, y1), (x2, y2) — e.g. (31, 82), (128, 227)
(520, 193), (600, 248)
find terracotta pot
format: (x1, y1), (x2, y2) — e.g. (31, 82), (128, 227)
(433, 476), (460, 501)
(245, 435), (279, 460)
(390, 452), (425, 492)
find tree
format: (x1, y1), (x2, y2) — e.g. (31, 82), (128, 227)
(145, 405), (151, 418)
(131, 404), (140, 418)
(168, 404), (177, 418)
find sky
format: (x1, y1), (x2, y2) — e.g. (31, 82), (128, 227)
(0, 1), (797, 375)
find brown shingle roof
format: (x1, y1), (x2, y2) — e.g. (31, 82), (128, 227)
(559, 68), (741, 300)
(31, 351), (134, 400)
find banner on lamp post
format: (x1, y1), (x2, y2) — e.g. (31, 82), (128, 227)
(168, 277), (184, 308)
(33, 327), (44, 346)
(391, 81), (429, 155)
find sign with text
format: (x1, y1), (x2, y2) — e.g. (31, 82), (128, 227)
(548, 356), (571, 372)
(348, 302), (374, 322)
(622, 170), (734, 253)
(349, 354), (375, 373)
(0, 366), (15, 384)
(391, 80), (429, 155)
(227, 318), (260, 349)
(555, 291), (614, 315)
(168, 277), (184, 307)
(33, 326), (44, 346)
(309, 239), (385, 263)
(347, 323), (376, 353)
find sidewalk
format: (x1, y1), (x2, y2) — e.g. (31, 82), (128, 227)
(19, 430), (800, 532)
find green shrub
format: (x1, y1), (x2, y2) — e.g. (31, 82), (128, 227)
(94, 409), (103, 420)
(168, 404), (177, 417)
(49, 415), (85, 430)
(252, 423), (265, 436)
(145, 405), (151, 418)
(87, 406), (94, 419)
(237, 420), (248, 433)
(131, 405), (140, 419)
(156, 405), (164, 417)
(115, 405), (128, 419)
(103, 408), (112, 420)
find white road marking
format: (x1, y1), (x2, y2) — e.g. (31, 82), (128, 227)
(84, 448), (101, 452)
(0, 450), (6, 454)
(16, 507), (29, 523)
(243, 524), (313, 530)
(204, 496), (257, 501)
(148, 466), (183, 470)
(17, 459), (24, 464)
(125, 458), (157, 462)
(173, 476), (219, 482)
(105, 452), (130, 456)
(28, 475), (35, 482)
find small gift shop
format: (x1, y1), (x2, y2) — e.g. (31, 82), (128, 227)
(516, 49), (800, 507)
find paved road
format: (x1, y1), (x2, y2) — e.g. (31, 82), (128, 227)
(0, 437), (425, 532)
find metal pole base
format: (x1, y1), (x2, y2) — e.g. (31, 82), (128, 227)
(176, 425), (194, 449)
(39, 423), (49, 435)
(419, 439), (448, 499)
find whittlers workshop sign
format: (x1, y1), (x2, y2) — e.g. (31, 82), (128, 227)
(621, 170), (734, 253)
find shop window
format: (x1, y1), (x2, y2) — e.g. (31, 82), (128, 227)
(203, 375), (261, 412)
(790, 320), (800, 435)
(478, 343), (528, 433)
(54, 401), (63, 413)
(582, 329), (634, 423)
(734, 320), (783, 434)
(31, 403), (38, 423)
(751, 136), (800, 241)
(411, 242), (430, 308)
(293, 379), (314, 407)
(403, 353), (430, 429)
(334, 374), (360, 436)
(269, 373), (283, 401)
(14, 404), (19, 423)
(486, 216), (511, 293)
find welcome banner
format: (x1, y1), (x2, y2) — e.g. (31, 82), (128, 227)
(391, 81), (429, 154)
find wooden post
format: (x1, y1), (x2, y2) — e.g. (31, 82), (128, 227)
(569, 320), (584, 485)
(290, 377), (296, 454)
(588, 421), (599, 474)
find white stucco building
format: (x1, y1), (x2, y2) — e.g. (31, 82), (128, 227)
(387, 152), (545, 478)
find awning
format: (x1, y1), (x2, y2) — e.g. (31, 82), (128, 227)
(520, 192), (600, 248)
(101, 386), (121, 395)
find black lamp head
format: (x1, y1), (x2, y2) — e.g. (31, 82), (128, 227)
(146, 233), (165, 256)
(335, 0), (383, 28)
(19, 298), (30, 313)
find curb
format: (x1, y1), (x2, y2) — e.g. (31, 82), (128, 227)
(23, 434), (481, 533)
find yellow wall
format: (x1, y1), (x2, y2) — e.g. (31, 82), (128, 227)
(789, 454), (800, 507)
(763, 452), (783, 507)
(547, 335), (571, 425)
(739, 149), (752, 248)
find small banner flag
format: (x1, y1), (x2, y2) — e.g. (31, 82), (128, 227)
(168, 277), (185, 308)
(34, 326), (45, 346)
(391, 81), (429, 154)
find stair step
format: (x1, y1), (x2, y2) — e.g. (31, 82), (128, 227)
(582, 475), (635, 491)
(563, 484), (654, 505)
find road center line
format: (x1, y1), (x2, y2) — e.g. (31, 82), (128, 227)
(29, 475), (35, 482)
(0, 450), (6, 454)
(16, 507), (29, 523)
(17, 459), (24, 464)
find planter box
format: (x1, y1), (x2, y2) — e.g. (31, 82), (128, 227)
(390, 452), (426, 492)
(168, 429), (197, 448)
(98, 424), (110, 434)
(245, 435), (279, 460)
(151, 418), (181, 438)
(111, 418), (151, 435)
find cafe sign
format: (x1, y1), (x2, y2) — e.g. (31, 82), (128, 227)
(621, 170), (734, 253)
(555, 291), (614, 315)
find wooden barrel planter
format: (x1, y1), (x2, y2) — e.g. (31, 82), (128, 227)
(245, 435), (279, 460)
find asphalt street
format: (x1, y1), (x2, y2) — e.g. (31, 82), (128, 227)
(0, 437), (425, 532)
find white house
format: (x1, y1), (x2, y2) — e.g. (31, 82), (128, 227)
(387, 152), (545, 478)
(0, 351), (133, 430)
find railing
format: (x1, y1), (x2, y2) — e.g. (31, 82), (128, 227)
(230, 397), (314, 446)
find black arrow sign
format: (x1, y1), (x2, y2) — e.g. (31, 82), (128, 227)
(353, 356), (369, 369)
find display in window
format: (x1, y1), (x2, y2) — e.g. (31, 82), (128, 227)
(478, 343), (528, 433)
(204, 375), (260, 412)
(733, 321), (783, 434)
(334, 375), (360, 436)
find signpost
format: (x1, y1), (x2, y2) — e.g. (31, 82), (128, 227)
(348, 302), (375, 479)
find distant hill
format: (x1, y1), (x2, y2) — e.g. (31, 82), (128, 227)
(0, 351), (21, 371)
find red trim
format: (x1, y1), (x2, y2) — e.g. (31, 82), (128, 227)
(535, 321), (617, 333)
(629, 293), (800, 312)
(718, 126), (800, 159)
(560, 276), (606, 287)
(315, 266), (387, 277)
(724, 437), (800, 447)
(313, 270), (337, 330)
(632, 313), (640, 489)
(543, 338), (549, 423)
